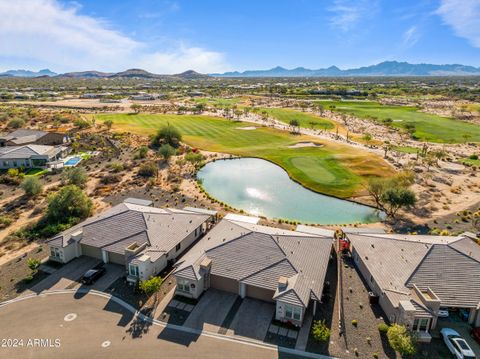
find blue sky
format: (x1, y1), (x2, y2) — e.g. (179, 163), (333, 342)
(0, 0), (479, 73)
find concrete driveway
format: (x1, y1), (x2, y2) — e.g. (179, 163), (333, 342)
(226, 298), (275, 340)
(436, 319), (480, 357)
(25, 256), (100, 294)
(183, 289), (238, 332)
(70, 263), (126, 292)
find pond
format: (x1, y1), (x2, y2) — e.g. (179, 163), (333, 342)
(197, 158), (384, 225)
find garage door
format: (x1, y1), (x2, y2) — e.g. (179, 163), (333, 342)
(108, 252), (125, 265)
(210, 274), (238, 294)
(81, 244), (102, 259)
(246, 285), (275, 302)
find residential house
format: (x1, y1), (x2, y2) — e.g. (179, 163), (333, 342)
(0, 145), (68, 169)
(46, 201), (216, 283)
(0, 129), (69, 147)
(174, 216), (334, 327)
(347, 232), (480, 342)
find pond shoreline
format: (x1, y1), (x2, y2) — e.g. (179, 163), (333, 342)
(195, 156), (385, 225)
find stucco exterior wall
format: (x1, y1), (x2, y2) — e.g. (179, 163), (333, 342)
(175, 275), (204, 299)
(275, 300), (304, 327)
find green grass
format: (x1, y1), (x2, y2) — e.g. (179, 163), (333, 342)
(96, 113), (393, 198)
(193, 97), (244, 107)
(258, 108), (335, 131)
(318, 100), (480, 143)
(392, 146), (418, 154)
(24, 168), (48, 177)
(461, 157), (480, 167)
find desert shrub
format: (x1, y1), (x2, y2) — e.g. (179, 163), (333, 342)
(352, 319), (358, 327)
(46, 185), (92, 224)
(109, 162), (124, 172)
(139, 276), (163, 295)
(20, 176), (43, 197)
(138, 162), (158, 178)
(27, 258), (41, 271)
(152, 124), (182, 148)
(61, 167), (87, 187)
(73, 118), (91, 129)
(0, 215), (12, 229)
(101, 173), (121, 184)
(8, 117), (25, 129)
(378, 323), (389, 333)
(158, 143), (176, 162)
(185, 152), (204, 163)
(311, 320), (331, 342)
(134, 146), (148, 159)
(387, 324), (416, 355)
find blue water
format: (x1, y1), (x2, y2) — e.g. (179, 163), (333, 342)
(65, 157), (82, 166)
(197, 158), (383, 225)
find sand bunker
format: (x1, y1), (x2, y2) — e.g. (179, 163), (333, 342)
(288, 142), (323, 148)
(237, 126), (257, 130)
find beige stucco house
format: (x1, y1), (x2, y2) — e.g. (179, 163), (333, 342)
(347, 232), (480, 342)
(174, 216), (334, 327)
(46, 201), (216, 283)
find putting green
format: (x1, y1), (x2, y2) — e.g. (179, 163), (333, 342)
(96, 113), (393, 198)
(319, 100), (480, 143)
(259, 108), (335, 131)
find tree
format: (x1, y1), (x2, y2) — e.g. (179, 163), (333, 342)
(387, 324), (416, 355)
(46, 185), (92, 224)
(20, 177), (43, 198)
(139, 276), (163, 296)
(158, 144), (176, 163)
(131, 103), (141, 113)
(104, 119), (113, 131)
(152, 124), (182, 148)
(381, 187), (417, 218)
(289, 119), (300, 133)
(311, 320), (331, 342)
(61, 167), (88, 188)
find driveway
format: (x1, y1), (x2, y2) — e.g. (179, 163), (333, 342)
(183, 289), (238, 332)
(70, 263), (126, 292)
(226, 298), (275, 340)
(25, 256), (100, 294)
(436, 319), (480, 357)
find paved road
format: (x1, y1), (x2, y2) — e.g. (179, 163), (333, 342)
(0, 292), (320, 359)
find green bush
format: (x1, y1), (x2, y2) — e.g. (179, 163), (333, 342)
(27, 258), (41, 271)
(152, 124), (182, 148)
(46, 185), (92, 224)
(185, 152), (204, 163)
(0, 215), (12, 229)
(138, 162), (158, 178)
(311, 320), (331, 342)
(61, 167), (87, 187)
(387, 324), (416, 355)
(158, 143), (176, 162)
(139, 276), (163, 296)
(73, 119), (91, 129)
(134, 146), (148, 159)
(352, 319), (358, 327)
(378, 323), (389, 333)
(20, 176), (43, 197)
(8, 117), (25, 129)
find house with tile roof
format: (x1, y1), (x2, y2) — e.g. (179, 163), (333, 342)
(346, 232), (480, 342)
(174, 217), (334, 326)
(0, 144), (68, 169)
(46, 200), (216, 283)
(0, 129), (69, 147)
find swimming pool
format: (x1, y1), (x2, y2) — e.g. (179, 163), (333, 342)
(64, 156), (82, 166)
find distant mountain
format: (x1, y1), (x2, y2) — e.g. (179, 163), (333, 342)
(175, 70), (209, 79)
(61, 70), (112, 78)
(212, 61), (480, 77)
(0, 69), (57, 77)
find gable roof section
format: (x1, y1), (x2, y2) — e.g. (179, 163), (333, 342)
(175, 219), (333, 307)
(1, 129), (48, 144)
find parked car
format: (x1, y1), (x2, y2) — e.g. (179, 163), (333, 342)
(81, 264), (106, 285)
(472, 328), (480, 344)
(438, 308), (450, 318)
(441, 328), (476, 359)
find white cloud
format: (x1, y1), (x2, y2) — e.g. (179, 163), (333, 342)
(402, 26), (420, 48)
(0, 0), (230, 73)
(437, 0), (480, 48)
(328, 0), (379, 32)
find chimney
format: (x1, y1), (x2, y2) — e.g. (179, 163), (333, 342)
(200, 257), (212, 271)
(71, 229), (83, 242)
(278, 276), (288, 291)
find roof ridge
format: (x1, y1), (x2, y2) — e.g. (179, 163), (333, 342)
(204, 228), (254, 253)
(239, 257), (295, 282)
(404, 244), (435, 287)
(447, 242), (480, 265)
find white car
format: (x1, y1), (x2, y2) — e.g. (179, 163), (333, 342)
(441, 328), (476, 359)
(438, 309), (450, 318)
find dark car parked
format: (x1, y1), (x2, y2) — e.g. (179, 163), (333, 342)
(81, 264), (106, 285)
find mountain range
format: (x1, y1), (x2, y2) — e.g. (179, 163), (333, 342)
(1, 61), (480, 78)
(211, 61), (480, 77)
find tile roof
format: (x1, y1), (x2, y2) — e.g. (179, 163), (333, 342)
(0, 129), (48, 144)
(47, 202), (211, 263)
(0, 144), (62, 159)
(348, 232), (480, 309)
(175, 218), (333, 307)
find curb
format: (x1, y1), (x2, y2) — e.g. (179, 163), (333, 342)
(0, 289), (337, 359)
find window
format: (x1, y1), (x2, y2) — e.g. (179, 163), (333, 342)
(412, 318), (429, 332)
(177, 278), (190, 293)
(50, 247), (62, 259)
(284, 304), (302, 321)
(176, 243), (181, 252)
(128, 264), (139, 277)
